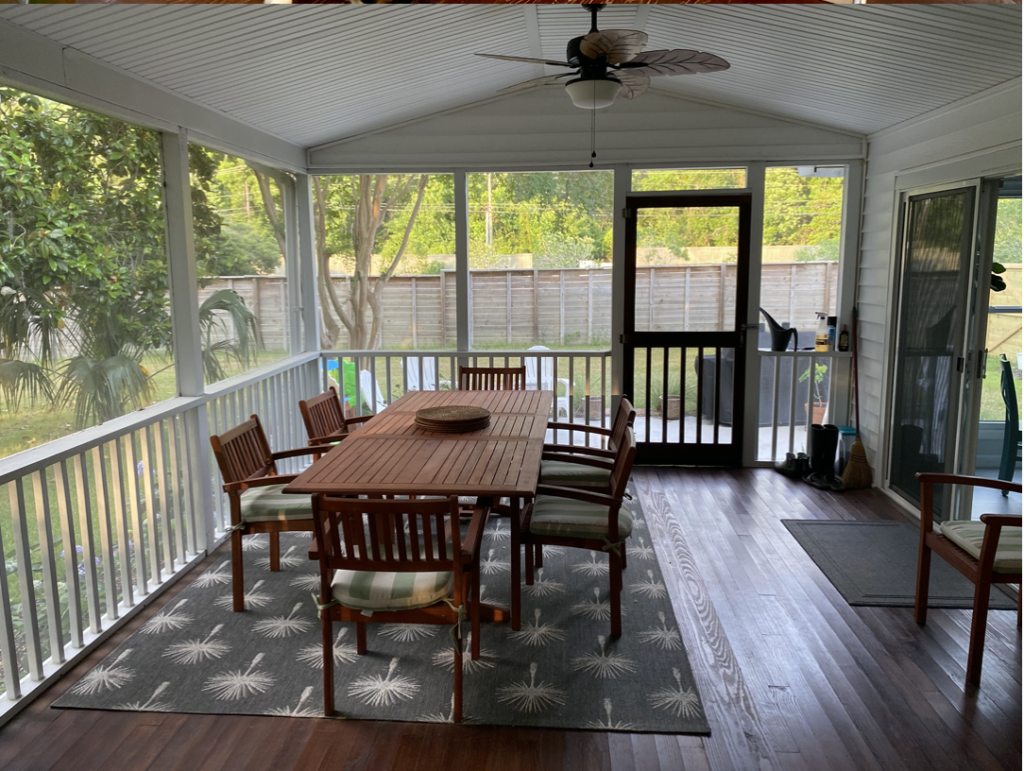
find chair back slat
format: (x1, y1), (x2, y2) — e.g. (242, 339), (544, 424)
(609, 398), (636, 453)
(210, 414), (276, 485)
(314, 496), (459, 573)
(458, 365), (527, 391)
(608, 426), (637, 501)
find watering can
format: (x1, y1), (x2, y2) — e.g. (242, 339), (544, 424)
(760, 307), (798, 352)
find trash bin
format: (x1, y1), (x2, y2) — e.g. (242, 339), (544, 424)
(836, 426), (857, 475)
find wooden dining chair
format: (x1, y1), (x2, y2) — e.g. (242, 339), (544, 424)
(458, 365), (526, 391)
(516, 426), (637, 637)
(914, 472), (1022, 684)
(298, 387), (375, 460)
(210, 414), (321, 612)
(539, 397), (636, 489)
(312, 494), (491, 722)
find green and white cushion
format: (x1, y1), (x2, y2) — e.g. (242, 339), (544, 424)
(540, 459), (612, 488)
(939, 520), (1023, 574)
(529, 494), (633, 541)
(238, 484), (312, 523)
(330, 568), (454, 611)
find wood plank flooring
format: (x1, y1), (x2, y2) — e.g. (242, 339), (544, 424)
(1, 468), (1019, 771)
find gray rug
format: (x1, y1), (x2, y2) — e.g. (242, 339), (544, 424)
(782, 520), (1016, 609)
(55, 492), (710, 733)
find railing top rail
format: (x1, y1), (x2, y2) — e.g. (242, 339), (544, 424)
(321, 349), (613, 358)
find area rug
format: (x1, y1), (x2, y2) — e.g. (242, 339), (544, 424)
(782, 520), (1017, 609)
(55, 490), (710, 733)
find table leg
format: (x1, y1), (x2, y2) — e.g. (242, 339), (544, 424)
(510, 496), (521, 631)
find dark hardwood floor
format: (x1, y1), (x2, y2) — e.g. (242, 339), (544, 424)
(1, 468), (1019, 771)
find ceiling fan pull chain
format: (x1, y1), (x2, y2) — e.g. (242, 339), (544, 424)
(589, 92), (597, 169)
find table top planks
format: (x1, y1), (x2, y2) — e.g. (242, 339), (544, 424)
(283, 390), (554, 498)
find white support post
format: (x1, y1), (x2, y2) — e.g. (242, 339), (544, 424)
(282, 175), (303, 355)
(742, 162), (766, 467)
(454, 170), (470, 358)
(610, 165), (630, 407)
(160, 130), (215, 552)
(296, 174), (322, 394)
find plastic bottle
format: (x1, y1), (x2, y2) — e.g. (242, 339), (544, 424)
(826, 316), (837, 350)
(837, 324), (850, 352)
(814, 312), (829, 352)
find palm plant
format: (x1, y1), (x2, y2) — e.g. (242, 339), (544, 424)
(197, 288), (263, 384)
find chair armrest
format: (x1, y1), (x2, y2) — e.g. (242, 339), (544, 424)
(346, 415), (375, 426)
(979, 514), (1023, 528)
(308, 434), (347, 447)
(535, 484), (619, 507)
(223, 473), (301, 493)
(461, 497), (493, 563)
(270, 446), (321, 461)
(541, 451), (613, 470)
(547, 421), (612, 436)
(542, 443), (616, 459)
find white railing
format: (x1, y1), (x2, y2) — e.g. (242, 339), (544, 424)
(319, 349), (614, 431)
(0, 353), (320, 725)
(756, 349), (852, 462)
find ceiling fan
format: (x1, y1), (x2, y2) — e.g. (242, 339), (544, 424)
(476, 4), (730, 111)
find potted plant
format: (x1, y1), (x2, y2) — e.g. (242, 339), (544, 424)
(799, 362), (828, 424)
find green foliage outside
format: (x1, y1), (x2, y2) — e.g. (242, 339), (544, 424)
(0, 87), (282, 442)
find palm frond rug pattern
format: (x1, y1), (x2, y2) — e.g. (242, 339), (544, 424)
(55, 489), (709, 733)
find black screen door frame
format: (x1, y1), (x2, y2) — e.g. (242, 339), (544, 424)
(622, 193), (753, 466)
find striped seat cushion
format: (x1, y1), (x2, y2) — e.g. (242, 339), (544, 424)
(529, 494), (633, 541)
(540, 459), (612, 488)
(239, 484), (313, 523)
(330, 568), (454, 611)
(939, 520), (1023, 574)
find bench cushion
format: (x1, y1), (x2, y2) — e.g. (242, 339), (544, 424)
(938, 520), (1022, 574)
(239, 484), (313, 523)
(540, 459), (612, 488)
(530, 494), (633, 541)
(330, 568), (454, 611)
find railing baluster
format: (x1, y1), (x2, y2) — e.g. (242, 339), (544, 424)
(9, 478), (43, 680)
(92, 445), (119, 620)
(788, 355), (799, 454)
(153, 421), (176, 571)
(0, 504), (22, 698)
(601, 354), (607, 431)
(661, 347), (669, 445)
(169, 416), (193, 559)
(113, 437), (138, 604)
(125, 434), (149, 596)
(141, 426), (163, 583)
(54, 460), (84, 649)
(770, 355), (781, 460)
(73, 453), (101, 634)
(32, 469), (64, 663)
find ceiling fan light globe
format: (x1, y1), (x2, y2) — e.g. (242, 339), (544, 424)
(564, 78), (620, 110)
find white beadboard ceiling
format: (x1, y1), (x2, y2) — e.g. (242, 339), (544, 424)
(0, 4), (1019, 149)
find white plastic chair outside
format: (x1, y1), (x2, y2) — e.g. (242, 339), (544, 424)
(404, 357), (437, 391)
(358, 370), (389, 414)
(526, 345), (570, 417)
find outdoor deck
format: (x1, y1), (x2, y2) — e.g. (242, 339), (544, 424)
(1, 467), (1019, 771)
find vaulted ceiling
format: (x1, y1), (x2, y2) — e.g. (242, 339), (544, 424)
(0, 3), (1020, 149)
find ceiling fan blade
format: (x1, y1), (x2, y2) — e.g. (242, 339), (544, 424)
(579, 30), (649, 64)
(619, 49), (730, 76)
(614, 70), (651, 100)
(476, 53), (574, 68)
(497, 73), (576, 95)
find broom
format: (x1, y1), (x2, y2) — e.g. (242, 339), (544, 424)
(841, 306), (873, 489)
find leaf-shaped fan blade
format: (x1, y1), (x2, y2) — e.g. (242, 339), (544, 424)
(579, 30), (649, 64)
(476, 53), (574, 68)
(620, 49), (730, 76)
(614, 70), (651, 100)
(497, 73), (576, 95)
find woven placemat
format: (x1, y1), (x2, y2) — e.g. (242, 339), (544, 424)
(415, 405), (491, 433)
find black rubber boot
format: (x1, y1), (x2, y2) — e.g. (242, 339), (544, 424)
(820, 424), (845, 492)
(803, 424), (830, 489)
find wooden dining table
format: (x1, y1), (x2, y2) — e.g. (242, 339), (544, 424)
(283, 388), (554, 629)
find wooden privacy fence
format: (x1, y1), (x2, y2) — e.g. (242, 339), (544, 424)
(201, 262), (838, 349)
